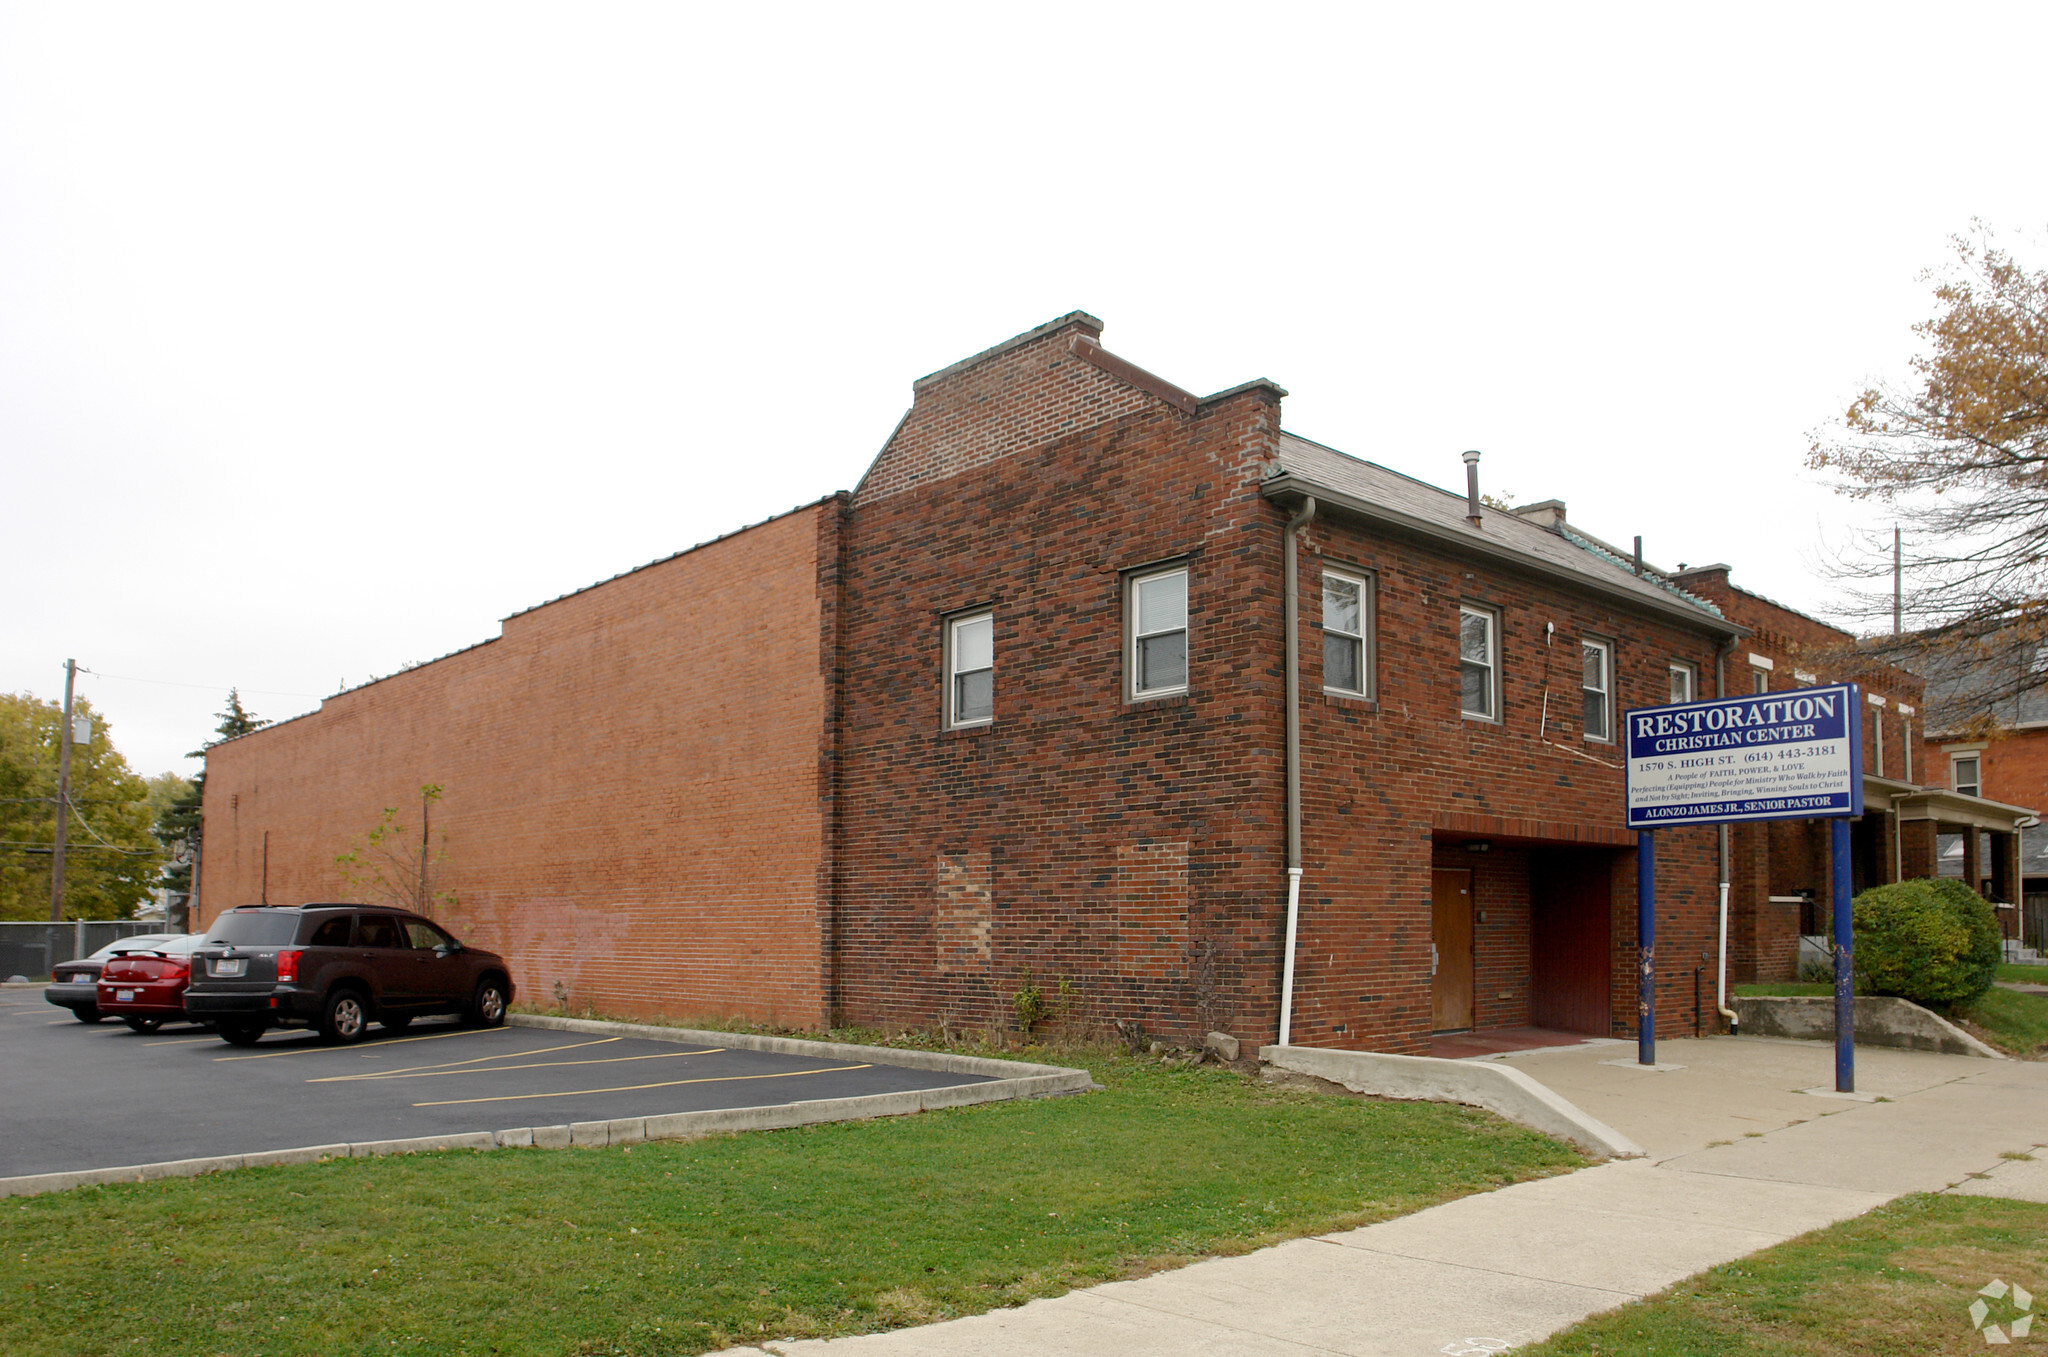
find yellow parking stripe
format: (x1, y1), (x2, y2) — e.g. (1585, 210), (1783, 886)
(413, 1062), (874, 1107)
(316, 1046), (727, 1083)
(308, 1037), (629, 1081)
(215, 1024), (512, 1061)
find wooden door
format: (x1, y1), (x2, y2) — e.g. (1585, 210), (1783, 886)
(1530, 852), (1612, 1034)
(1432, 868), (1474, 1031)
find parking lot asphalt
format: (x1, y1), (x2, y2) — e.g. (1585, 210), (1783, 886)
(0, 988), (995, 1178)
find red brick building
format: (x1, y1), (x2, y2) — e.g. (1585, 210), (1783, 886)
(203, 313), (1995, 1052)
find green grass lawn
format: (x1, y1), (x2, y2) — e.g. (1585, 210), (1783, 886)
(3, 1048), (1581, 1357)
(1732, 982), (2048, 1058)
(1961, 986), (2048, 1058)
(1517, 1192), (2048, 1355)
(1999, 961), (2048, 985)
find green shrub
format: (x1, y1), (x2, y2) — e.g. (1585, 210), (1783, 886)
(1922, 877), (2005, 997)
(1851, 879), (2001, 1009)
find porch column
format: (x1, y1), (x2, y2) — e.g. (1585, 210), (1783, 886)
(1900, 818), (1938, 879)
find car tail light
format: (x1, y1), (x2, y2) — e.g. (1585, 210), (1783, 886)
(276, 950), (302, 983)
(163, 959), (190, 980)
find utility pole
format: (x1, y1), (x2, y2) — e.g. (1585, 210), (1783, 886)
(1893, 526), (1902, 636)
(47, 658), (76, 922)
(186, 833), (201, 932)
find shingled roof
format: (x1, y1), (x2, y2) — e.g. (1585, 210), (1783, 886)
(1261, 432), (1742, 637)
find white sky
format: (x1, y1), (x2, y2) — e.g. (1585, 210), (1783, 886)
(5, 2), (2045, 780)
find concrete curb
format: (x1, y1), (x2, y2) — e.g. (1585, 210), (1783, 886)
(1258, 1044), (1646, 1161)
(508, 1013), (1093, 1082)
(0, 1017), (1095, 1198)
(1732, 995), (2005, 1059)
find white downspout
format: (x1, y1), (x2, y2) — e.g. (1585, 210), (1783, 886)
(1280, 867), (1303, 1047)
(1714, 637), (1740, 1034)
(1717, 869), (1734, 1033)
(1279, 494), (1316, 1048)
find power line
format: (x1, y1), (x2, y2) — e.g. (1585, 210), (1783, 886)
(74, 668), (326, 700)
(0, 841), (155, 856)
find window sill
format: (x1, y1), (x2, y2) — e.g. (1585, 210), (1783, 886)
(1124, 692), (1191, 713)
(941, 723), (993, 739)
(1322, 692), (1377, 713)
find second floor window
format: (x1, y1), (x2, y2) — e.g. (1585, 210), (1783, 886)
(1668, 662), (1695, 704)
(1460, 605), (1498, 720)
(947, 612), (993, 727)
(1582, 638), (1613, 741)
(1953, 753), (1981, 798)
(1323, 570), (1371, 697)
(1130, 567), (1188, 699)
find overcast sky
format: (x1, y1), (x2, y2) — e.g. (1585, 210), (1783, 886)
(5, 2), (2045, 780)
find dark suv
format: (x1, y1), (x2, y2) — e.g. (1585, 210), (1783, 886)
(184, 904), (513, 1047)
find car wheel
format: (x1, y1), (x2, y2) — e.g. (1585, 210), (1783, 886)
(217, 1021), (265, 1047)
(73, 1006), (106, 1024)
(467, 977), (508, 1028)
(380, 1014), (413, 1033)
(320, 989), (370, 1044)
(122, 1015), (165, 1034)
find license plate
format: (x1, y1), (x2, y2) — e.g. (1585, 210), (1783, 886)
(115, 989), (136, 1002)
(213, 959), (246, 977)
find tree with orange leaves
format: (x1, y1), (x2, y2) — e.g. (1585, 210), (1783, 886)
(1810, 224), (2048, 728)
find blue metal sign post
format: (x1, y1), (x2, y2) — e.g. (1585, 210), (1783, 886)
(1832, 816), (1855, 1091)
(1624, 684), (1864, 1084)
(1637, 829), (1655, 1066)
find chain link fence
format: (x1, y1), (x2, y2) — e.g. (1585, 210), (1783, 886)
(0, 921), (171, 981)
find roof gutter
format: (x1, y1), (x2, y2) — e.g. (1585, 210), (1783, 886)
(1259, 473), (1747, 639)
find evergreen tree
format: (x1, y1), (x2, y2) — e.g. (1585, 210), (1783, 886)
(154, 691), (270, 924)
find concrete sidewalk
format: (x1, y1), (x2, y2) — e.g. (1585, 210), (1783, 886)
(714, 1037), (2048, 1356)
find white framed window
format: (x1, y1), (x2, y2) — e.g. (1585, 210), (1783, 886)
(1322, 569), (1372, 698)
(1581, 638), (1613, 742)
(1953, 753), (1981, 798)
(1459, 605), (1498, 720)
(946, 612), (993, 728)
(1752, 667), (1769, 694)
(1668, 661), (1696, 704)
(1128, 566), (1188, 699)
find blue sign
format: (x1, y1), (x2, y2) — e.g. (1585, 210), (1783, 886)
(1624, 683), (1865, 828)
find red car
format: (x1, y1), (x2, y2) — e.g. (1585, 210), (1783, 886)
(96, 935), (208, 1032)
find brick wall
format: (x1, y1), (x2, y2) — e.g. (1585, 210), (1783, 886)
(856, 314), (1161, 506)
(1670, 566), (1926, 779)
(198, 501), (841, 1028)
(1959, 727), (2048, 813)
(835, 325), (1287, 1042)
(1294, 513), (1727, 1051)
(835, 321), (1729, 1054)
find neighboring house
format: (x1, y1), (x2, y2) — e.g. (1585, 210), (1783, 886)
(1922, 648), (2048, 951)
(197, 314), (2013, 1051)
